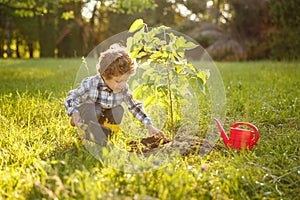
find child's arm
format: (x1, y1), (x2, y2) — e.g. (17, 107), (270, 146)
(64, 76), (98, 119)
(146, 124), (165, 137)
(123, 88), (164, 136)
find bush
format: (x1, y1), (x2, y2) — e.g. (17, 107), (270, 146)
(269, 0), (300, 60)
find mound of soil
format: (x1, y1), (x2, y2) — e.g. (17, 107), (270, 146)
(127, 134), (221, 156)
(128, 136), (171, 153)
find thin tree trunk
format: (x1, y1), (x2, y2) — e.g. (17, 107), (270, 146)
(0, 41), (3, 58)
(5, 16), (12, 58)
(28, 42), (33, 58)
(16, 38), (20, 58)
(215, 0), (220, 25)
(167, 70), (175, 138)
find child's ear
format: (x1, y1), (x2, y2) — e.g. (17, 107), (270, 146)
(101, 74), (110, 81)
(101, 74), (106, 80)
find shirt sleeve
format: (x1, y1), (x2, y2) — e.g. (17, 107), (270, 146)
(64, 76), (97, 116)
(123, 88), (152, 126)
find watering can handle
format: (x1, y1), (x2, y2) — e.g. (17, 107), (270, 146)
(232, 122), (259, 147)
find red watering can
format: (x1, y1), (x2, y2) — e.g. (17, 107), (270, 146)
(212, 117), (259, 150)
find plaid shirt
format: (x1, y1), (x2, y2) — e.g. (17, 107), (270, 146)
(64, 75), (152, 126)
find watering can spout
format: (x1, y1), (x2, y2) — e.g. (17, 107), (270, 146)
(212, 117), (229, 147)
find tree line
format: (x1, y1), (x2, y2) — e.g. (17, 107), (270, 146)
(0, 0), (299, 60)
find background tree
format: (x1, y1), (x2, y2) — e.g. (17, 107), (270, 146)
(0, 0), (299, 60)
(56, 1), (85, 57)
(269, 0), (300, 60)
(0, 0), (58, 57)
(177, 0), (275, 61)
(105, 0), (182, 36)
(57, 0), (157, 57)
(0, 0), (156, 58)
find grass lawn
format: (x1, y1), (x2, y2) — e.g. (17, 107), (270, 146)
(0, 59), (299, 199)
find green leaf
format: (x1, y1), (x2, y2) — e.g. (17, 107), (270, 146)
(144, 45), (153, 52)
(148, 26), (167, 37)
(130, 48), (141, 59)
(175, 36), (198, 50)
(196, 77), (205, 92)
(175, 36), (186, 49)
(168, 32), (176, 41)
(150, 51), (163, 59)
(136, 52), (147, 58)
(144, 32), (153, 43)
(133, 85), (143, 99)
(175, 65), (183, 73)
(184, 41), (198, 50)
(129, 19), (145, 33)
(196, 70), (210, 85)
(132, 30), (144, 44)
(126, 37), (133, 51)
(129, 42), (143, 58)
(144, 95), (156, 108)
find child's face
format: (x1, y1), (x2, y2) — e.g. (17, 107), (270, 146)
(103, 73), (131, 93)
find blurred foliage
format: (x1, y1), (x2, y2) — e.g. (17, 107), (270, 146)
(0, 0), (299, 60)
(269, 0), (300, 60)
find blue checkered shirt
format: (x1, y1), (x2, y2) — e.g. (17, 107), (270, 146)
(64, 75), (152, 126)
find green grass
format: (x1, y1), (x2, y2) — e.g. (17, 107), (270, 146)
(0, 59), (299, 199)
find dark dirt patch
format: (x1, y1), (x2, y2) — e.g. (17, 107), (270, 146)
(128, 136), (172, 153)
(127, 135), (222, 156)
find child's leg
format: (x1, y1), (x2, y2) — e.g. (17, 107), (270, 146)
(77, 103), (112, 145)
(77, 103), (98, 124)
(103, 105), (124, 124)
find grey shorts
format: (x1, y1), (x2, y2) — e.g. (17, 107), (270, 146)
(77, 103), (124, 125)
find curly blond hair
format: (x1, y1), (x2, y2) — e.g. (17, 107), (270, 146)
(96, 44), (136, 80)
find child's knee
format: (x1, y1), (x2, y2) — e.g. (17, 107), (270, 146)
(108, 105), (124, 124)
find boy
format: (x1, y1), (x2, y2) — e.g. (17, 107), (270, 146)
(64, 44), (164, 145)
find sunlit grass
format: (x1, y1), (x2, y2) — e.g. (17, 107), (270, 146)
(0, 59), (299, 199)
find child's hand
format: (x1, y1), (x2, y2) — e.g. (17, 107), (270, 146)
(147, 124), (165, 138)
(70, 111), (82, 127)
